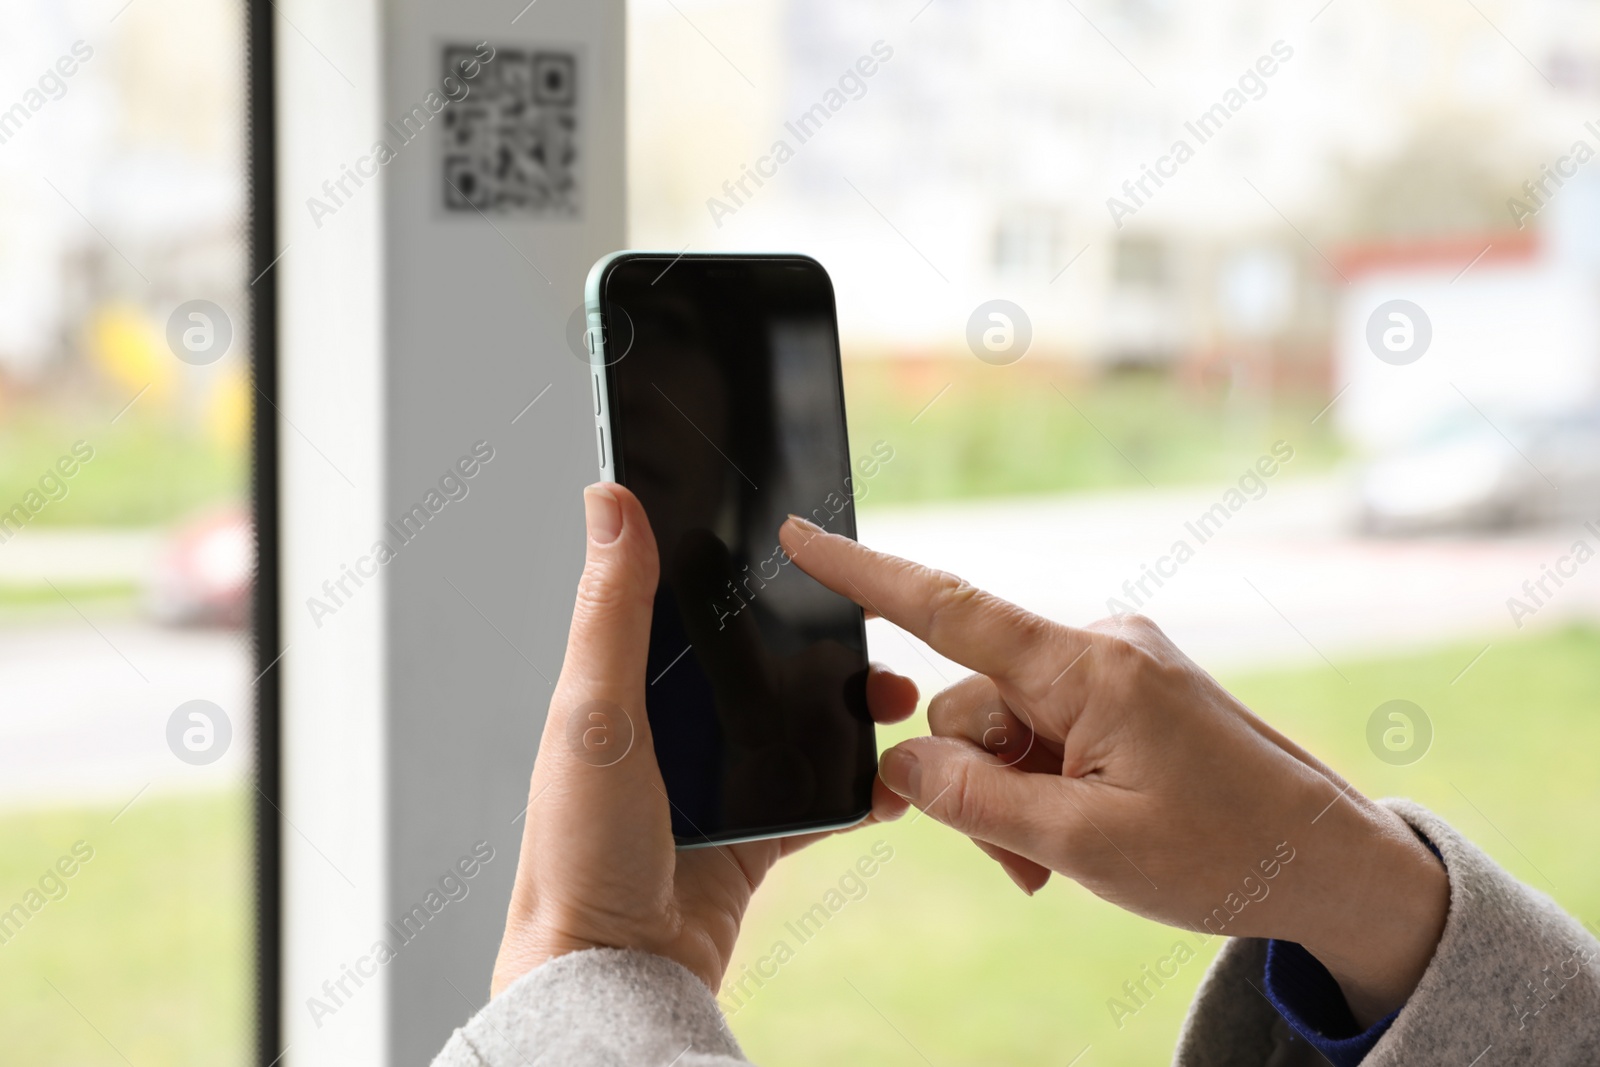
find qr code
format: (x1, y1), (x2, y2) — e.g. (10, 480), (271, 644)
(442, 44), (580, 217)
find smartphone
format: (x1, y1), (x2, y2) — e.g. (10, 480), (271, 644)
(583, 251), (875, 848)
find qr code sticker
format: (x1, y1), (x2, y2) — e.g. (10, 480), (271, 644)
(442, 44), (580, 217)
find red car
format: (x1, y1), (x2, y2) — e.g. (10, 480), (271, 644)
(145, 506), (254, 628)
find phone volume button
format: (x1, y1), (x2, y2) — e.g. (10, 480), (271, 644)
(596, 425), (607, 469)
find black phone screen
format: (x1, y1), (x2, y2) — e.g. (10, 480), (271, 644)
(597, 254), (875, 845)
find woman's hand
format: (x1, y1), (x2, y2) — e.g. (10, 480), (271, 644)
(779, 515), (1448, 1027)
(490, 485), (918, 998)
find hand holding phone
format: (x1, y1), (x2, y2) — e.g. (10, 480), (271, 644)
(490, 483), (919, 997)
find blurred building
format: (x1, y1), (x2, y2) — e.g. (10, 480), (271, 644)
(631, 0), (1600, 390)
(1336, 176), (1600, 453)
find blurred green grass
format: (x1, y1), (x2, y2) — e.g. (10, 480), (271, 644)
(0, 366), (1333, 528)
(2, 631), (1594, 1065)
(0, 791), (253, 1067)
(843, 360), (1344, 506)
(0, 581), (138, 615)
(0, 410), (243, 527)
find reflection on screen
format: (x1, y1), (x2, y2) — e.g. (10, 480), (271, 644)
(602, 257), (875, 842)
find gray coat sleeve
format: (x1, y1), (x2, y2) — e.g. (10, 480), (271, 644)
(435, 799), (1600, 1066)
(430, 948), (751, 1067)
(1174, 799), (1600, 1066)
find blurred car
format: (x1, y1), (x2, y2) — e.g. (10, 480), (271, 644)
(1359, 410), (1600, 535)
(145, 506), (253, 627)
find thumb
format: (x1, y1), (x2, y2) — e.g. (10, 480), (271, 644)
(547, 484), (660, 765)
(562, 483), (659, 692)
(879, 735), (1059, 862)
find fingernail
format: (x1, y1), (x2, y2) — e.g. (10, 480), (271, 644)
(1004, 866), (1035, 897)
(879, 747), (921, 801)
(785, 513), (823, 535)
(584, 485), (622, 545)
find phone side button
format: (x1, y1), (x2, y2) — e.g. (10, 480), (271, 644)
(596, 424), (607, 470)
(593, 374), (602, 416)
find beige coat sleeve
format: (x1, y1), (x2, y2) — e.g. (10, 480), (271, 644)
(1174, 800), (1600, 1066)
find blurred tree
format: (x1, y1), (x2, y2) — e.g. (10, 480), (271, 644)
(1338, 117), (1524, 240)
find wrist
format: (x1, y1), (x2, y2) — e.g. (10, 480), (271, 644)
(1289, 799), (1449, 1027)
(492, 895), (633, 997)
(492, 909), (732, 1000)
(490, 926), (585, 998)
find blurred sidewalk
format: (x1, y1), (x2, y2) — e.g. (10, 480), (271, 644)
(858, 476), (1600, 694)
(0, 619), (251, 812)
(0, 529), (160, 583)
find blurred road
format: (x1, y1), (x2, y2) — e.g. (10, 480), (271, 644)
(0, 618), (252, 811)
(858, 476), (1600, 697)
(4, 477), (1598, 809)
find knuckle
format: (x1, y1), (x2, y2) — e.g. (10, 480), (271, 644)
(1086, 629), (1194, 717)
(1087, 611), (1160, 640)
(927, 675), (988, 736)
(937, 758), (985, 832)
(1082, 615), (1114, 634)
(573, 563), (650, 623)
(925, 569), (981, 632)
(573, 568), (617, 615)
(1009, 607), (1056, 649)
(1121, 612), (1159, 634)
(1085, 614), (1187, 687)
(927, 688), (958, 735)
(1090, 631), (1155, 696)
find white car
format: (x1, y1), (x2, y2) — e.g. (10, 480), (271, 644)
(1359, 411), (1600, 534)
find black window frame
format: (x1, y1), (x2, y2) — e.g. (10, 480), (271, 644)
(247, 2), (283, 1062)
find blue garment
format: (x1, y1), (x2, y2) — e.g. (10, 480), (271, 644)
(1262, 835), (1444, 1065)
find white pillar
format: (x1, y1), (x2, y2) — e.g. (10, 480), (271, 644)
(275, 1), (625, 1062)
